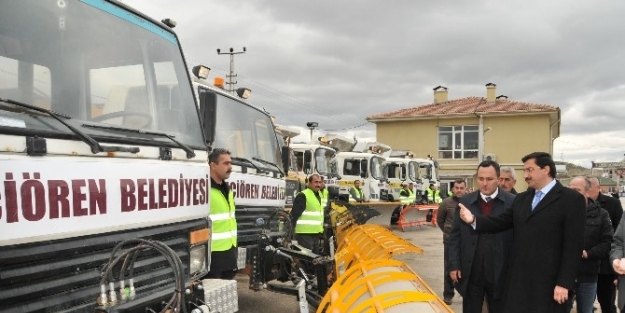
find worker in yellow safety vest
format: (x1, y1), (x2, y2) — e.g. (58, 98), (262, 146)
(291, 174), (324, 273)
(349, 180), (365, 203)
(319, 176), (329, 209)
(207, 148), (238, 279)
(408, 182), (416, 204)
(399, 184), (412, 206)
(426, 183), (442, 204)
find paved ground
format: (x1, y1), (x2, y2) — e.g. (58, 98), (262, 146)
(235, 204), (456, 312)
(235, 200), (625, 312)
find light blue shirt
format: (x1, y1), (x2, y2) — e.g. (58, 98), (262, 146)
(536, 178), (557, 198)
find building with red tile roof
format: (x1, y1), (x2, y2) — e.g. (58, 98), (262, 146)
(367, 84), (561, 192)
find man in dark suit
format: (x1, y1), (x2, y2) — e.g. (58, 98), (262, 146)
(458, 152), (586, 313)
(448, 160), (515, 313)
(588, 176), (623, 313)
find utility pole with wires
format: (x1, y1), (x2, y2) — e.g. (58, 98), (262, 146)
(216, 47), (246, 94)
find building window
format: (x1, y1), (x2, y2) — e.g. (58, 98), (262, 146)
(438, 125), (478, 159)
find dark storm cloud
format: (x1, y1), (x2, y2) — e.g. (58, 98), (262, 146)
(126, 0), (625, 166)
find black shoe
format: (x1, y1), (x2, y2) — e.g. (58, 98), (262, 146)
(443, 297), (453, 305)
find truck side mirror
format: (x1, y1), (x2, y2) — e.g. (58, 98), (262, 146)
(360, 159), (367, 178)
(303, 150), (312, 174)
(198, 90), (217, 147)
(281, 146), (290, 174)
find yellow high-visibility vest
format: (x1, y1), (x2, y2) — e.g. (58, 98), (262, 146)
(295, 189), (324, 234)
(210, 188), (237, 251)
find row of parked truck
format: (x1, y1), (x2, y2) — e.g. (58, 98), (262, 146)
(0, 1), (443, 312)
(279, 132), (440, 206)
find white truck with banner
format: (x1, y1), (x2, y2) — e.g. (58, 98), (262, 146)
(192, 75), (289, 290)
(0, 1), (213, 312)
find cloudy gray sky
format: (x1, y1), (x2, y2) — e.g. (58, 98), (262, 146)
(126, 0), (625, 168)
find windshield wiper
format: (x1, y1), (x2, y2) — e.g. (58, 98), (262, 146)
(252, 157), (284, 174)
(231, 156), (267, 174)
(82, 124), (196, 159)
(0, 98), (139, 154)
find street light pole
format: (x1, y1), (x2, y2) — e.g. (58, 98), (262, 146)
(216, 47), (246, 94)
(306, 122), (318, 143)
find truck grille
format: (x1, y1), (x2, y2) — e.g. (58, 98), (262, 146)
(0, 219), (206, 313)
(235, 206), (282, 247)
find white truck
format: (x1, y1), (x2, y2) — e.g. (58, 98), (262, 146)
(290, 143), (341, 197)
(192, 75), (289, 290)
(383, 150), (440, 203)
(321, 134), (391, 202)
(0, 1), (212, 312)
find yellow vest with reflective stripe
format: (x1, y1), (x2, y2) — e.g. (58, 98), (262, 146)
(427, 188), (442, 204)
(295, 189), (324, 234)
(408, 189), (415, 203)
(319, 189), (329, 208)
(349, 187), (364, 202)
(399, 189), (411, 205)
(210, 188), (237, 251)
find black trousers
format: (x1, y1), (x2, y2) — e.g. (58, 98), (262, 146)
(295, 233), (321, 274)
(443, 242), (455, 299)
(207, 246), (238, 279)
(464, 236), (501, 313)
(597, 273), (617, 313)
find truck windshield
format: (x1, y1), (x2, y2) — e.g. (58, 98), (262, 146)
(384, 163), (405, 180)
(408, 161), (419, 181)
(212, 94), (281, 168)
(0, 1), (203, 148)
(420, 163), (433, 180)
(315, 147), (336, 176)
(370, 156), (385, 180)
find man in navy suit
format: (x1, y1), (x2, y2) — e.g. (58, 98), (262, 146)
(448, 160), (515, 313)
(458, 152), (585, 313)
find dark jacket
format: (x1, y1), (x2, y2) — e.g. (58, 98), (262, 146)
(448, 189), (515, 299)
(437, 196), (459, 243)
(474, 180), (586, 313)
(598, 193), (623, 274)
(610, 213), (625, 310)
(577, 199), (613, 282)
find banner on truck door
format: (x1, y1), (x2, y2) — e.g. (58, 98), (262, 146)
(227, 172), (285, 207)
(0, 158), (209, 246)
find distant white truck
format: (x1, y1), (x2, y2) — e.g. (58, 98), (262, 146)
(383, 150), (440, 203)
(321, 134), (391, 202)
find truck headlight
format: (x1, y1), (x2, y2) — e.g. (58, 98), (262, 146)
(190, 245), (207, 274)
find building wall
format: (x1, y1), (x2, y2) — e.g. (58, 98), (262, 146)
(375, 113), (554, 191)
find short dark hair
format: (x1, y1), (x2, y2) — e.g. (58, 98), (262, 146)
(209, 148), (230, 164)
(522, 152), (556, 178)
(354, 180), (361, 183)
(454, 179), (466, 186)
(477, 160), (500, 177)
(308, 174), (321, 183)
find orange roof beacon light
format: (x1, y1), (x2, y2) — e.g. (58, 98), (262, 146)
(214, 77), (225, 89)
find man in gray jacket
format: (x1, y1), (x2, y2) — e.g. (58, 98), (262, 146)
(437, 178), (467, 305)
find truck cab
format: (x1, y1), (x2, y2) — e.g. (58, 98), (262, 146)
(290, 143), (341, 197)
(192, 75), (289, 289)
(0, 1), (210, 312)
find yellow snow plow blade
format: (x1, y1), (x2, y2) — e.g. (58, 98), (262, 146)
(318, 203), (453, 313)
(318, 259), (452, 313)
